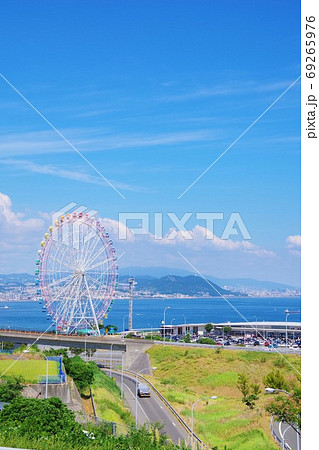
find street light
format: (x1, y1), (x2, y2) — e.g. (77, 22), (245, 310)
(254, 316), (257, 337)
(148, 323), (153, 340)
(170, 318), (175, 342)
(109, 343), (114, 378)
(23, 349), (49, 399)
(285, 309), (290, 348)
(183, 314), (186, 325)
(191, 396), (217, 447)
(122, 315), (128, 340)
(163, 306), (170, 344)
(120, 352), (125, 400)
(265, 387), (291, 396)
(84, 335), (90, 362)
(135, 367), (156, 428)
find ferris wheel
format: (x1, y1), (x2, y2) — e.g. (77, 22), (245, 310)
(35, 212), (118, 335)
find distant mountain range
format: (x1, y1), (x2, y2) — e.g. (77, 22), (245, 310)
(120, 266), (299, 291)
(119, 274), (235, 296)
(0, 269), (299, 297)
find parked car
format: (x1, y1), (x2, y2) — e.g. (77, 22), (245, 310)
(137, 383), (151, 398)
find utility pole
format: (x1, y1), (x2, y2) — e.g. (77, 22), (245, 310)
(128, 278), (135, 331)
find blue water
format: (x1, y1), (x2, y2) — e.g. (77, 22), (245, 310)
(0, 297), (301, 332)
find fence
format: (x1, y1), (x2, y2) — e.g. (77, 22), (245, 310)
(37, 356), (67, 384)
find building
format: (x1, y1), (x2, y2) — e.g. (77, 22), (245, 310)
(160, 321), (301, 339)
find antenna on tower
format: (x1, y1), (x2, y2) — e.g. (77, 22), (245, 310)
(128, 278), (135, 331)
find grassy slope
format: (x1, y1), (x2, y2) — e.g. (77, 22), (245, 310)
(91, 368), (133, 427)
(0, 359), (58, 383)
(147, 346), (301, 450)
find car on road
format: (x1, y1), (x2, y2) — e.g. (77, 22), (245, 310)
(137, 383), (151, 398)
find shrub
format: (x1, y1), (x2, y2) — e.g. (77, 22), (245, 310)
(0, 397), (84, 441)
(266, 386), (301, 429)
(273, 357), (287, 368)
(237, 374), (261, 409)
(0, 376), (24, 402)
(0, 341), (14, 352)
(63, 356), (95, 395)
(204, 323), (214, 333)
(263, 370), (288, 391)
(43, 348), (68, 358)
(198, 337), (217, 345)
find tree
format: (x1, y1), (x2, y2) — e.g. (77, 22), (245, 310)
(0, 396), (85, 442)
(237, 374), (261, 409)
(69, 347), (83, 356)
(184, 333), (191, 343)
(222, 326), (232, 334)
(0, 376), (24, 402)
(85, 348), (96, 358)
(1, 341), (14, 352)
(263, 369), (288, 391)
(104, 324), (118, 331)
(266, 386), (301, 429)
(63, 356), (95, 395)
(43, 347), (68, 358)
(204, 323), (214, 333)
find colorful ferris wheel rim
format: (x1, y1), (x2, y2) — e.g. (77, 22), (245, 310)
(36, 212), (118, 334)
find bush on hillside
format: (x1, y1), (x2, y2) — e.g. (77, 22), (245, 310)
(0, 376), (24, 402)
(198, 337), (217, 345)
(63, 356), (95, 396)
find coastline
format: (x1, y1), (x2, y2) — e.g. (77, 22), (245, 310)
(0, 294), (301, 303)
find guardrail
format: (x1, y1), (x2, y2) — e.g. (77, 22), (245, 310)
(110, 367), (208, 449)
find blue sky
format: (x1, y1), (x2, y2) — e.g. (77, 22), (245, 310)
(0, 1), (301, 284)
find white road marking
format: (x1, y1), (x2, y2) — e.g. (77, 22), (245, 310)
(172, 422), (176, 427)
(279, 421), (283, 439)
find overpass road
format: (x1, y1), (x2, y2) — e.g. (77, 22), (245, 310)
(0, 331), (301, 355)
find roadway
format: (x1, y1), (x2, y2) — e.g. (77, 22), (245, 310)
(108, 370), (189, 445)
(273, 420), (301, 449)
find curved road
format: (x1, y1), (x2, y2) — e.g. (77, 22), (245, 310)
(108, 371), (189, 445)
(273, 420), (301, 449)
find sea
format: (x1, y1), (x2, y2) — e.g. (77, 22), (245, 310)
(0, 296), (301, 332)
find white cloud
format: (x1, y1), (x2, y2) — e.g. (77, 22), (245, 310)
(0, 195), (278, 276)
(159, 79), (299, 103)
(286, 235), (301, 248)
(0, 159), (144, 192)
(152, 225), (276, 257)
(0, 193), (46, 272)
(0, 128), (218, 158)
(104, 220), (276, 258)
(286, 235), (301, 256)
